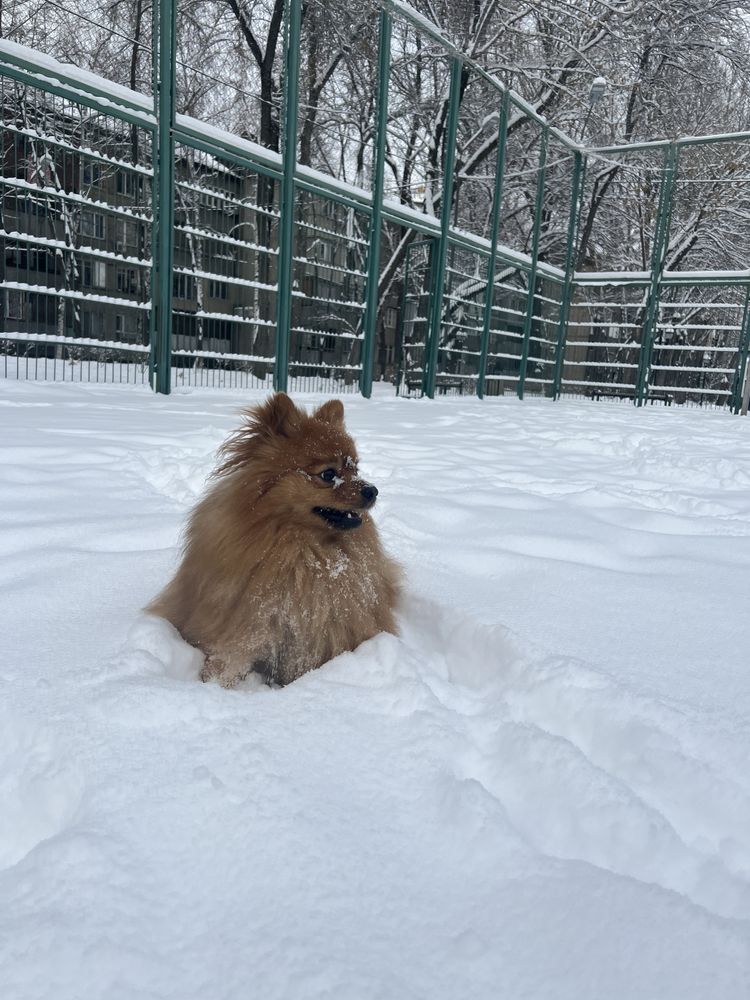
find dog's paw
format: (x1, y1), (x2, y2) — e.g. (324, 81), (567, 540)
(217, 671), (244, 689)
(201, 655), (250, 689)
(200, 655), (224, 683)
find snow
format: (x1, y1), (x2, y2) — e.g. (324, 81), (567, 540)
(570, 266), (750, 285)
(175, 115), (282, 176)
(1, 281), (150, 312)
(662, 269), (750, 282)
(574, 270), (651, 284)
(6, 330), (149, 353)
(0, 229), (149, 269)
(2, 380), (750, 999)
(0, 37), (154, 118)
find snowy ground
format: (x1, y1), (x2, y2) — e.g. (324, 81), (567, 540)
(1, 379), (749, 1000)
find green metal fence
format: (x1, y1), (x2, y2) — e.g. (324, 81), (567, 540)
(1, 0), (750, 411)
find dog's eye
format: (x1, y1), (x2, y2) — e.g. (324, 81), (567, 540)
(320, 468), (337, 483)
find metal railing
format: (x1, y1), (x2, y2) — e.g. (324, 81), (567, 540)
(1, 0), (749, 410)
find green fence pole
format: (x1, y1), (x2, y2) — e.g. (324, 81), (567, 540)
(360, 11), (392, 398)
(636, 142), (677, 405)
(148, 0), (159, 386)
(274, 0), (302, 392)
(152, 0), (177, 394)
(394, 240), (415, 396)
(518, 127), (548, 399)
(552, 150), (584, 399)
(476, 90), (510, 400)
(730, 283), (750, 413)
(424, 56), (463, 399)
(421, 240), (439, 395)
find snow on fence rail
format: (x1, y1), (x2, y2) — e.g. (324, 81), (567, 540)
(1, 11), (750, 410)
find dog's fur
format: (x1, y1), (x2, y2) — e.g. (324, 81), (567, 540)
(147, 392), (401, 687)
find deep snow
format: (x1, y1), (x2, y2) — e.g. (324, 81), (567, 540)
(1, 380), (749, 1000)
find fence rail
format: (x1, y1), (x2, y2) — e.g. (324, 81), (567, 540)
(1, 1), (749, 411)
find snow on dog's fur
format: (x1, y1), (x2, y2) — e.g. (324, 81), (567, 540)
(147, 392), (402, 686)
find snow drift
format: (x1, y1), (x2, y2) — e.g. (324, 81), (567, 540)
(1, 381), (749, 999)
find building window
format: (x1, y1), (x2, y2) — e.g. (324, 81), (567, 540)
(82, 260), (107, 289)
(173, 273), (195, 299)
(82, 162), (102, 186)
(117, 268), (138, 294)
(307, 332), (336, 352)
(5, 249), (56, 274)
(207, 241), (238, 278)
(114, 218), (139, 250)
(81, 310), (103, 338)
(81, 211), (105, 240)
(32, 249), (55, 274)
(309, 277), (334, 300)
(202, 194), (222, 212)
(116, 171), (140, 197)
(316, 240), (335, 265)
(173, 313), (198, 340)
(114, 313), (136, 338)
(206, 318), (232, 340)
(17, 195), (44, 216)
(29, 294), (56, 326)
(208, 279), (228, 300)
(5, 290), (26, 320)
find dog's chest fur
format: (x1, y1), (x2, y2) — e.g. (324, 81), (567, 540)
(250, 531), (391, 684)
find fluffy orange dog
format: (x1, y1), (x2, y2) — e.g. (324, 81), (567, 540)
(148, 392), (401, 687)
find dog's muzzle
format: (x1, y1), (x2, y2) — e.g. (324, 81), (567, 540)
(313, 507), (363, 530)
(313, 481), (377, 530)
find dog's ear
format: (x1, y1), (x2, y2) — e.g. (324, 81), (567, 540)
(214, 393), (301, 476)
(256, 392), (301, 437)
(314, 400), (345, 427)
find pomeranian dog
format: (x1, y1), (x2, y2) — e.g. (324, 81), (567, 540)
(147, 392), (401, 687)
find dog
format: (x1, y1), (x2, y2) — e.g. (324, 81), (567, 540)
(147, 392), (401, 687)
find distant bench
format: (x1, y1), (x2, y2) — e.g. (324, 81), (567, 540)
(585, 388), (634, 403)
(405, 377), (465, 395)
(587, 388), (673, 406)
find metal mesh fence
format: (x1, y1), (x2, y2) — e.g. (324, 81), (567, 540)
(0, 1), (749, 410)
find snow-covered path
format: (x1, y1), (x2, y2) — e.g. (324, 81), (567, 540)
(1, 381), (749, 999)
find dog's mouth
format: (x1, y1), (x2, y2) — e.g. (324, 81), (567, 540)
(312, 506), (363, 530)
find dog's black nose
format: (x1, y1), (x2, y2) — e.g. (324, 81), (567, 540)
(361, 484), (378, 503)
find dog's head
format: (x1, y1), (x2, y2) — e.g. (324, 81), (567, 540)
(216, 393), (378, 532)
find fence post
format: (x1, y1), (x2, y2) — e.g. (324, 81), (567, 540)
(517, 126), (548, 399)
(731, 283), (750, 413)
(477, 90), (510, 400)
(394, 240), (415, 396)
(742, 363), (750, 416)
(636, 142), (677, 405)
(151, 0), (177, 395)
(360, 11), (392, 398)
(148, 0), (157, 386)
(424, 56), (463, 399)
(552, 150), (584, 399)
(274, 0), (302, 393)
